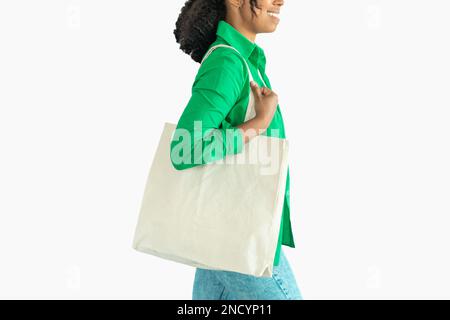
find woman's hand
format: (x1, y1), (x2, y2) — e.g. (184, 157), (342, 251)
(250, 80), (278, 129)
(235, 81), (279, 145)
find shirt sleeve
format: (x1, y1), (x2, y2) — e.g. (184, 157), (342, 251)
(170, 48), (247, 170)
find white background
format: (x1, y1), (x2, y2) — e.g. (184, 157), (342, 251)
(0, 0), (449, 299)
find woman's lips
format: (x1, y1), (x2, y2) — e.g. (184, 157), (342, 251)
(267, 11), (280, 21)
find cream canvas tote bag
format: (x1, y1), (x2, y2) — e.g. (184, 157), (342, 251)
(132, 44), (289, 278)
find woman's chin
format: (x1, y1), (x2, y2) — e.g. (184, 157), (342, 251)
(267, 19), (280, 32)
(265, 25), (279, 33)
(257, 18), (280, 33)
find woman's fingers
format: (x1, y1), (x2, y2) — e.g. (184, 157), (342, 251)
(251, 81), (271, 97)
(261, 87), (273, 97)
(250, 81), (262, 98)
(261, 87), (271, 95)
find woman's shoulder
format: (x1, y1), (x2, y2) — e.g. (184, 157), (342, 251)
(197, 42), (249, 79)
(191, 42), (250, 105)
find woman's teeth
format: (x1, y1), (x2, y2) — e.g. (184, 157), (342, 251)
(267, 11), (280, 18)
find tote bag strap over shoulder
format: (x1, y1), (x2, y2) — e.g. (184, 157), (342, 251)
(201, 44), (255, 83)
(200, 44), (259, 122)
(201, 44), (269, 87)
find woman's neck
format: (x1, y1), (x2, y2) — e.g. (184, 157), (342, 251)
(225, 18), (256, 43)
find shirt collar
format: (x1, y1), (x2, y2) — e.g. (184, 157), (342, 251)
(216, 20), (266, 71)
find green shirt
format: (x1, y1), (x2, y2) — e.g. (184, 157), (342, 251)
(170, 19), (295, 267)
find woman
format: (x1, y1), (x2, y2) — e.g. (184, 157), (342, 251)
(171, 0), (302, 300)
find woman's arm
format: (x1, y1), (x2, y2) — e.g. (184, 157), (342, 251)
(236, 116), (268, 145)
(170, 48), (248, 171)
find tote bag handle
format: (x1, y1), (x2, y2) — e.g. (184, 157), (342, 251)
(200, 44), (268, 122)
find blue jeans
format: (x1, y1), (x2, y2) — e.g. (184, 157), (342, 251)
(192, 249), (303, 300)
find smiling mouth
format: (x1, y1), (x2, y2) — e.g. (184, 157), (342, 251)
(267, 11), (280, 19)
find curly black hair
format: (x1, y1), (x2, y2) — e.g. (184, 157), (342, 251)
(174, 0), (260, 63)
